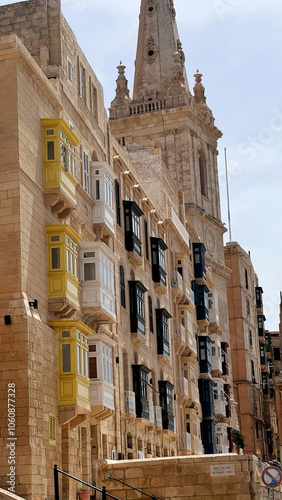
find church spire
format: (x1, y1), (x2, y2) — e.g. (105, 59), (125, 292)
(133, 0), (190, 102)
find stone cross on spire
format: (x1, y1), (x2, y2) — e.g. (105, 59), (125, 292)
(133, 0), (190, 102)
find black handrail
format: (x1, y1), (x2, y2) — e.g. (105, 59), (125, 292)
(107, 474), (158, 500)
(54, 465), (122, 500)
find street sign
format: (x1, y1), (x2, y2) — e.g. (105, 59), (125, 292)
(262, 466), (282, 489)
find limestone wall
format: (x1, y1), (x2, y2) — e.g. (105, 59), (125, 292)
(0, 488), (26, 500)
(98, 454), (282, 500)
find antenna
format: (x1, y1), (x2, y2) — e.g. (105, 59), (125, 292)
(224, 147), (232, 242)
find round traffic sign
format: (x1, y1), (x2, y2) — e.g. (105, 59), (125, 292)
(262, 466), (282, 489)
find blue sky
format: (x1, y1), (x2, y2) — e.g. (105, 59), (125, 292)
(1, 0), (281, 330)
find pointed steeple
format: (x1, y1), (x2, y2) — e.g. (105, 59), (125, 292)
(133, 0), (190, 102)
(110, 62), (132, 119)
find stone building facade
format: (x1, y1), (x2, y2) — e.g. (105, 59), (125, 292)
(271, 295), (282, 460)
(225, 242), (278, 460)
(0, 1), (278, 499)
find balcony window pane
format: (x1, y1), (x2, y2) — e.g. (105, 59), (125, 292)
(77, 345), (81, 374)
(84, 252), (95, 258)
(89, 357), (97, 379)
(81, 347), (85, 376)
(96, 180), (100, 200)
(47, 141), (55, 160)
(85, 350), (89, 377)
(51, 248), (60, 269)
(62, 344), (71, 372)
(84, 262), (95, 281)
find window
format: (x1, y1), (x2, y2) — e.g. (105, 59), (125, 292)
(58, 130), (76, 176)
(193, 282), (209, 322)
(49, 414), (56, 445)
(144, 220), (149, 260)
(249, 330), (253, 347)
(148, 295), (154, 333)
(132, 364), (151, 420)
(91, 86), (97, 117)
(245, 269), (249, 290)
(89, 341), (113, 384)
(83, 150), (90, 194)
(159, 381), (174, 431)
(104, 171), (113, 210)
(151, 237), (167, 286)
(246, 298), (250, 316)
(62, 344), (71, 372)
(67, 57), (72, 83)
(156, 308), (172, 357)
(66, 235), (78, 278)
(124, 201), (144, 257)
(199, 150), (208, 197)
(80, 65), (86, 100)
(193, 243), (206, 280)
(251, 360), (255, 379)
(198, 336), (212, 375)
(129, 281), (147, 336)
(120, 264), (126, 309)
(274, 348), (281, 361)
(115, 180), (121, 226)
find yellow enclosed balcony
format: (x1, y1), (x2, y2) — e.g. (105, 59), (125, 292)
(50, 321), (92, 424)
(42, 119), (80, 219)
(46, 225), (82, 318)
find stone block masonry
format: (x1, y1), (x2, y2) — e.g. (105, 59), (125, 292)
(98, 454), (282, 500)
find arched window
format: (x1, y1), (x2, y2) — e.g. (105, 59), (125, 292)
(199, 150), (208, 197)
(148, 294), (154, 333)
(120, 264), (126, 308)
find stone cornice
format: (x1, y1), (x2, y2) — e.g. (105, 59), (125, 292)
(206, 256), (232, 281)
(185, 203), (227, 234)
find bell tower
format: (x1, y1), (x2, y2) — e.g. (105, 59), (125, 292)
(109, 0), (225, 264)
(133, 0), (190, 101)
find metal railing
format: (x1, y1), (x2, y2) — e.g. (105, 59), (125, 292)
(107, 474), (158, 500)
(54, 465), (122, 500)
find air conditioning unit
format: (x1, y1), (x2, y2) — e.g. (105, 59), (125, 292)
(111, 450), (117, 460)
(138, 450), (145, 459)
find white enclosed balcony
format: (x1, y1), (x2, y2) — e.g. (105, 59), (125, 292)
(89, 341), (115, 421)
(177, 376), (189, 406)
(80, 241), (116, 323)
(187, 334), (198, 360)
(216, 424), (229, 453)
(208, 290), (220, 332)
(91, 161), (116, 236)
(183, 285), (195, 310)
(214, 380), (226, 418)
(171, 270), (183, 302)
(125, 390), (136, 424)
(154, 406), (163, 429)
(149, 401), (155, 424)
(90, 381), (115, 420)
(174, 323), (186, 355)
(180, 432), (192, 452)
(210, 335), (223, 376)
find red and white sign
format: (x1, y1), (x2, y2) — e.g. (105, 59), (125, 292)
(262, 466), (282, 489)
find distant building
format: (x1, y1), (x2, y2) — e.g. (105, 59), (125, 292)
(271, 294), (282, 459)
(225, 242), (278, 460)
